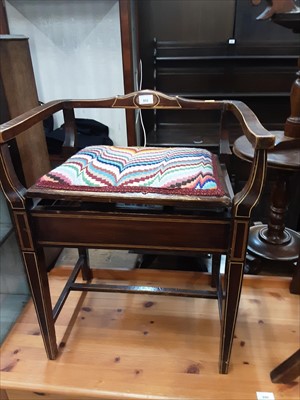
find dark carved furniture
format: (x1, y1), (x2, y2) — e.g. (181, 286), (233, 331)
(0, 34), (61, 269)
(233, 133), (300, 276)
(233, 7), (300, 289)
(0, 90), (275, 374)
(0, 35), (50, 186)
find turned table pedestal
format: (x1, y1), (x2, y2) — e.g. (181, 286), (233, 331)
(233, 132), (300, 292)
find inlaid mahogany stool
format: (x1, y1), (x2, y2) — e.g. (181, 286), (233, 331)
(0, 90), (275, 373)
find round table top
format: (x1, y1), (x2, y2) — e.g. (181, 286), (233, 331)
(233, 131), (300, 171)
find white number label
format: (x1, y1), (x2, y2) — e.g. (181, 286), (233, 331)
(256, 392), (275, 400)
(138, 94), (154, 105)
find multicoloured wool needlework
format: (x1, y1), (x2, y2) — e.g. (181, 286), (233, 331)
(35, 146), (225, 197)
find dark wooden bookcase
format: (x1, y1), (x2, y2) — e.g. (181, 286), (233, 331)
(135, 0), (300, 149)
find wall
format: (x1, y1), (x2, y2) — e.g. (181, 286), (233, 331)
(6, 0), (127, 145)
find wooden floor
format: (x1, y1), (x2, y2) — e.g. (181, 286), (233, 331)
(0, 266), (299, 400)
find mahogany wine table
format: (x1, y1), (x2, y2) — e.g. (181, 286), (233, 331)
(233, 132), (300, 280)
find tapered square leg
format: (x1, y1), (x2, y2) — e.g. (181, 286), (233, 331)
(78, 248), (93, 281)
(219, 260), (244, 373)
(22, 250), (58, 359)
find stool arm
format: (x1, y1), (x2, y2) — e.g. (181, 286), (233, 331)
(227, 101), (276, 150)
(0, 91), (275, 150)
(0, 90), (275, 216)
(0, 101), (65, 144)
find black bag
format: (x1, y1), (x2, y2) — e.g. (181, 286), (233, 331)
(45, 118), (113, 154)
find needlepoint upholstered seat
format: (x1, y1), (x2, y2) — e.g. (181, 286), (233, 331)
(29, 145), (231, 205)
(0, 90), (275, 374)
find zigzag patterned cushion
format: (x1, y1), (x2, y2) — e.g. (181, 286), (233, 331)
(35, 146), (225, 197)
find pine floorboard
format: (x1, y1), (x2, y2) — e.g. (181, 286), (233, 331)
(0, 267), (299, 400)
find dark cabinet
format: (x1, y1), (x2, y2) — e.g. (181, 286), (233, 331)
(136, 0), (300, 148)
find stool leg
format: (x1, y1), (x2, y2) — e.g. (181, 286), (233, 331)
(290, 257), (300, 295)
(211, 253), (221, 288)
(270, 348), (300, 383)
(78, 248), (93, 281)
(219, 218), (249, 374)
(22, 249), (58, 359)
(219, 259), (244, 373)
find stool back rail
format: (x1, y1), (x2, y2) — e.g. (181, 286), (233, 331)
(0, 90), (275, 374)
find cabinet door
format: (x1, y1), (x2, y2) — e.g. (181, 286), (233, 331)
(0, 36), (50, 187)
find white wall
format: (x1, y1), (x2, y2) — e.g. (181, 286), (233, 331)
(6, 0), (127, 145)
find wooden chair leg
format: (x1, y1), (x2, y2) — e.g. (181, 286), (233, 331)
(135, 254), (158, 269)
(219, 259), (244, 373)
(0, 389), (9, 400)
(290, 257), (300, 294)
(211, 253), (221, 288)
(78, 248), (93, 281)
(22, 249), (58, 359)
(270, 348), (300, 383)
